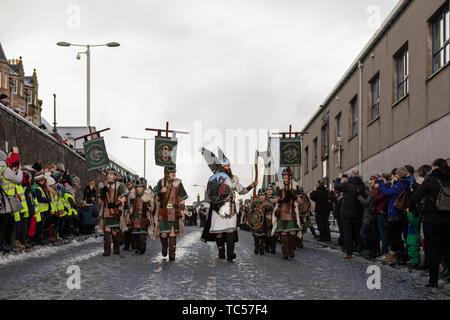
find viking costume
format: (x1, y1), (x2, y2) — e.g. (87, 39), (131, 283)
(296, 187), (312, 249)
(271, 169), (303, 260)
(152, 167), (187, 260)
(99, 168), (127, 256)
(122, 175), (135, 251)
(200, 148), (255, 262)
(265, 184), (278, 254)
(127, 178), (153, 255)
(249, 189), (274, 255)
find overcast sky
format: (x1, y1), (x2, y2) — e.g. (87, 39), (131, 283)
(1, 0), (398, 202)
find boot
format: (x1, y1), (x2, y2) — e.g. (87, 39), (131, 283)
(310, 227), (319, 239)
(15, 240), (25, 249)
(225, 232), (236, 262)
(103, 232), (112, 256)
(160, 236), (168, 257)
(297, 237), (304, 249)
(381, 251), (396, 263)
(280, 235), (289, 260)
(139, 234), (146, 255)
(254, 236), (259, 255)
(216, 237), (226, 259)
(288, 235), (296, 258)
(270, 236), (276, 254)
(169, 236), (176, 261)
(113, 233), (120, 255)
(259, 237), (265, 255)
(123, 231), (131, 250)
(48, 223), (56, 243)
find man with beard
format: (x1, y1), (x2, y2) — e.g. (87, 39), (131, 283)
(201, 159), (257, 262)
(265, 184), (278, 253)
(153, 167), (187, 261)
(122, 175), (135, 251)
(127, 177), (153, 255)
(271, 168), (304, 260)
(99, 168), (127, 256)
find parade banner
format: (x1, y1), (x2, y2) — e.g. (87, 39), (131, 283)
(279, 138), (301, 167)
(83, 137), (110, 171)
(155, 136), (178, 167)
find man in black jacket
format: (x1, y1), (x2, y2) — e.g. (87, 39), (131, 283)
(334, 169), (365, 259)
(310, 180), (331, 242)
(409, 159), (450, 288)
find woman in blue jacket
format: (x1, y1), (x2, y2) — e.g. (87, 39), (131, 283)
(378, 166), (410, 265)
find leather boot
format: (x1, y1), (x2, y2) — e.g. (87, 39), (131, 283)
(103, 232), (111, 256)
(139, 234), (146, 255)
(216, 237), (226, 259)
(297, 236), (304, 249)
(288, 235), (296, 258)
(280, 235), (289, 259)
(254, 236), (259, 254)
(123, 231), (131, 250)
(160, 236), (168, 257)
(225, 232), (236, 262)
(270, 236), (276, 254)
(113, 233), (120, 255)
(169, 236), (176, 261)
(259, 237), (265, 255)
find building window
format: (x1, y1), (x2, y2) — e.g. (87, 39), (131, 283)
(432, 5), (449, 73)
(321, 124), (328, 159)
(4, 74), (7, 89)
(0, 72), (2, 89)
(313, 137), (318, 167)
(395, 46), (409, 101)
(27, 90), (32, 104)
(304, 146), (309, 174)
(13, 79), (18, 94)
(20, 83), (23, 97)
(350, 96), (358, 137)
(336, 112), (342, 139)
(370, 73), (380, 120)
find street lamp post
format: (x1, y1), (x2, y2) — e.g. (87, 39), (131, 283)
(121, 136), (154, 180)
(193, 184), (206, 201)
(57, 41), (120, 129)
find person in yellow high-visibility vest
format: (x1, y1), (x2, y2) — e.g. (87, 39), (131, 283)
(14, 183), (28, 249)
(31, 174), (53, 245)
(0, 149), (23, 254)
(20, 171), (35, 248)
(64, 184), (80, 237)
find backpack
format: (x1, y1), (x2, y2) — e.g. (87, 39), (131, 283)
(394, 183), (409, 212)
(435, 179), (450, 212)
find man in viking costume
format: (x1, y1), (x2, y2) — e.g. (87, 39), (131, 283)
(152, 167), (187, 261)
(127, 177), (153, 255)
(271, 168), (304, 260)
(265, 184), (277, 254)
(122, 175), (135, 251)
(200, 147), (256, 262)
(249, 188), (274, 255)
(99, 168), (127, 256)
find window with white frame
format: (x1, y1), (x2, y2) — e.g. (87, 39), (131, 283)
(395, 45), (409, 101)
(370, 73), (380, 120)
(432, 5), (449, 73)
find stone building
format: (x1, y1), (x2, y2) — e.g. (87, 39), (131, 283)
(0, 42), (42, 126)
(300, 0), (449, 193)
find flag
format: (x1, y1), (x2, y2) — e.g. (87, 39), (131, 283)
(84, 137), (110, 171)
(261, 136), (279, 187)
(154, 136), (178, 167)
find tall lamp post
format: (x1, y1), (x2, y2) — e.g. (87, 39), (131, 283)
(193, 184), (206, 201)
(121, 136), (154, 181)
(56, 41), (120, 129)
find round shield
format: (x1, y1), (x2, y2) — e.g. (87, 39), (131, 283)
(207, 172), (232, 204)
(249, 204), (264, 230)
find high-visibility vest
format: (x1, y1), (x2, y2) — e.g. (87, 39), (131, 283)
(33, 197), (42, 223)
(0, 166), (16, 196)
(64, 193), (78, 216)
(35, 185), (50, 213)
(15, 184), (29, 221)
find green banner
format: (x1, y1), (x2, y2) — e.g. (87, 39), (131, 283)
(154, 136), (178, 167)
(84, 137), (110, 171)
(280, 138), (301, 167)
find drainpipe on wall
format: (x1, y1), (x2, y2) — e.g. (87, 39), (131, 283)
(358, 60), (363, 174)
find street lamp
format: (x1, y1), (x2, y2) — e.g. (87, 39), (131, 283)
(121, 136), (154, 180)
(193, 184), (207, 201)
(57, 41), (120, 129)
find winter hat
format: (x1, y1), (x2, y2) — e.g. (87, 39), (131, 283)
(396, 167), (409, 178)
(32, 161), (42, 172)
(6, 153), (20, 168)
(46, 176), (56, 186)
(52, 171), (62, 181)
(35, 174), (45, 182)
(370, 174), (381, 181)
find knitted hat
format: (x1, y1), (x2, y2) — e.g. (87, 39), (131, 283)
(34, 174), (45, 182)
(370, 174), (381, 181)
(396, 167), (409, 178)
(52, 171), (62, 181)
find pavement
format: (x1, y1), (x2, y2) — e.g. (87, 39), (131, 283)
(0, 226), (448, 300)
